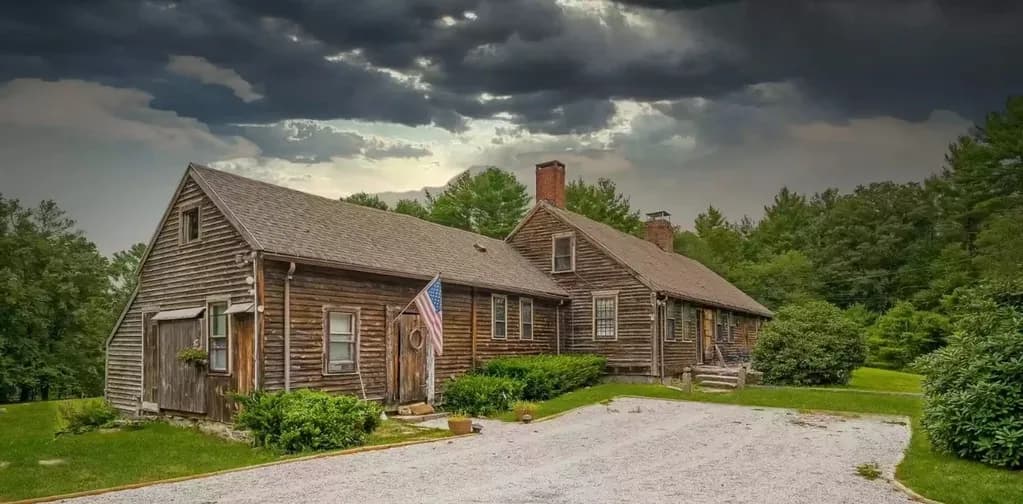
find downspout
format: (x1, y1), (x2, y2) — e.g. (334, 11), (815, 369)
(470, 287), (478, 369)
(251, 251), (260, 391)
(284, 262), (296, 391)
(655, 293), (666, 382)
(555, 302), (561, 355)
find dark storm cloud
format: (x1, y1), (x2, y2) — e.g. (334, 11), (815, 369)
(222, 121), (431, 163)
(3, 0), (1021, 141)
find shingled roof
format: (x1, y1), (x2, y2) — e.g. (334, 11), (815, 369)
(536, 203), (773, 317)
(188, 164), (568, 299)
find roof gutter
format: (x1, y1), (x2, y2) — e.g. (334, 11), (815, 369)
(261, 253), (570, 301)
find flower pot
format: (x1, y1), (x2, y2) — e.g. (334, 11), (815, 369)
(448, 417), (473, 435)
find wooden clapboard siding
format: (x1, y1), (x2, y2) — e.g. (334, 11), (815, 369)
(472, 290), (558, 364)
(507, 207), (655, 375)
(714, 312), (762, 363)
(105, 175), (253, 416)
(261, 261), (560, 402)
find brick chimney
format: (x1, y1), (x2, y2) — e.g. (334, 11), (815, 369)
(535, 160), (566, 208)
(644, 211), (674, 252)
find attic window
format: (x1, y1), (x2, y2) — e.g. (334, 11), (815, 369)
(180, 206), (200, 244)
(551, 232), (575, 273)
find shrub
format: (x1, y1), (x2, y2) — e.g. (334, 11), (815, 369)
(442, 375), (523, 416)
(234, 389), (382, 453)
(752, 301), (866, 386)
(916, 284), (1023, 468)
(866, 302), (949, 370)
(57, 398), (119, 434)
(513, 401), (538, 421)
(481, 354), (606, 400)
(176, 347), (209, 367)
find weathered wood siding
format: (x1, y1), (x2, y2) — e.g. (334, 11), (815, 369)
(715, 312), (764, 363)
(661, 299), (699, 375)
(507, 207), (655, 375)
(105, 175), (253, 415)
(261, 261), (559, 403)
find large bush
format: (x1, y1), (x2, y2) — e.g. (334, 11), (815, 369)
(867, 301), (949, 370)
(916, 285), (1023, 468)
(442, 375), (523, 416)
(752, 301), (866, 386)
(481, 354), (606, 400)
(235, 389), (382, 453)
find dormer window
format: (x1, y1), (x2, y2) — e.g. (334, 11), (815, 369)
(180, 206), (200, 244)
(552, 232), (575, 273)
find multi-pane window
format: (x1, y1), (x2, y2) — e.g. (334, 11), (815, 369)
(681, 303), (693, 342)
(552, 233), (575, 272)
(715, 310), (725, 343)
(208, 302), (228, 372)
(326, 311), (357, 373)
(181, 207), (200, 244)
(492, 295), (507, 339)
(664, 300), (677, 342)
(520, 298), (534, 340)
(593, 293), (617, 340)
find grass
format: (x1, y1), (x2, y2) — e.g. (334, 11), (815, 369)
(835, 367), (924, 394)
(494, 380), (1022, 504)
(0, 400), (450, 502)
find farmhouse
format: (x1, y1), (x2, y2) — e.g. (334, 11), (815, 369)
(106, 161), (770, 420)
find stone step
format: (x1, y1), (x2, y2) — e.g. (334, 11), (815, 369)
(695, 374), (739, 384)
(693, 366), (741, 377)
(698, 380), (738, 389)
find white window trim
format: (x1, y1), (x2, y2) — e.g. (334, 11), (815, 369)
(551, 232), (576, 273)
(206, 297), (231, 375)
(491, 294), (508, 340)
(519, 297), (534, 341)
(592, 290), (619, 341)
(323, 306), (360, 375)
(178, 204), (202, 245)
(663, 300), (677, 342)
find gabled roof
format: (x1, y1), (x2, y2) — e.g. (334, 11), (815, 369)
(520, 203), (773, 317)
(188, 164), (568, 299)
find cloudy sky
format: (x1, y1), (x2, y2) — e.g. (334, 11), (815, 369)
(1, 0), (1020, 254)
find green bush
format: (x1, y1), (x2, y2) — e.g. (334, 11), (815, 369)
(481, 354), (606, 400)
(752, 301), (866, 386)
(442, 375), (523, 416)
(57, 398), (119, 434)
(916, 284), (1023, 468)
(234, 389), (382, 453)
(867, 301), (949, 370)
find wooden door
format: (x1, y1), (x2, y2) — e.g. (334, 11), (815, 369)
(398, 313), (427, 404)
(232, 314), (255, 396)
(158, 318), (207, 414)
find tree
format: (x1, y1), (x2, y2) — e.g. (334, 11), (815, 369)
(427, 167), (530, 238)
(342, 192), (389, 211)
(973, 209), (1023, 281)
(109, 242), (146, 318)
(754, 187), (818, 256)
(0, 197), (111, 402)
(866, 301), (949, 370)
(393, 198), (429, 220)
(752, 301), (867, 386)
(730, 251), (819, 310)
(693, 206), (745, 270)
(565, 177), (643, 235)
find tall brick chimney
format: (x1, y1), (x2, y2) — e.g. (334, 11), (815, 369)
(535, 160), (566, 208)
(644, 211), (674, 252)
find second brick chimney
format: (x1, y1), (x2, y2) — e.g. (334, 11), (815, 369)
(535, 160), (566, 208)
(644, 211), (674, 252)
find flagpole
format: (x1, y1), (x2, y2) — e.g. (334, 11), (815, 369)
(388, 273), (440, 326)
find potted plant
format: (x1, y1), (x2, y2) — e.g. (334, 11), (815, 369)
(177, 347), (208, 368)
(447, 412), (473, 435)
(513, 401), (538, 423)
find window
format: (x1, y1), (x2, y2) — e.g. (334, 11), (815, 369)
(593, 292), (618, 340)
(180, 206), (200, 244)
(715, 310), (725, 343)
(681, 303), (694, 342)
(208, 302), (228, 372)
(551, 233), (575, 272)
(664, 300), (677, 342)
(728, 312), (738, 343)
(520, 298), (534, 340)
(325, 310), (358, 373)
(492, 294), (507, 339)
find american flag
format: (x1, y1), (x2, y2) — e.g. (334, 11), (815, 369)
(413, 275), (443, 355)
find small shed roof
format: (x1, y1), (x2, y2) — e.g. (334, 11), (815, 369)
(152, 307), (206, 321)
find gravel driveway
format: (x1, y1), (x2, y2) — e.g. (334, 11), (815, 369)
(65, 398), (912, 504)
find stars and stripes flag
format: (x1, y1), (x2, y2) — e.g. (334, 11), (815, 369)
(413, 274), (443, 355)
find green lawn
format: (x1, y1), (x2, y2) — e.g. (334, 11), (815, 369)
(497, 382), (1022, 504)
(836, 367), (924, 393)
(0, 400), (449, 502)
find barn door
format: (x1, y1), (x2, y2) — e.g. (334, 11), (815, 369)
(398, 313), (427, 404)
(158, 318), (207, 414)
(232, 313), (255, 396)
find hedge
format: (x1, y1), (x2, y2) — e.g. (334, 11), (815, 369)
(235, 389), (382, 453)
(442, 375), (523, 417)
(481, 354), (607, 400)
